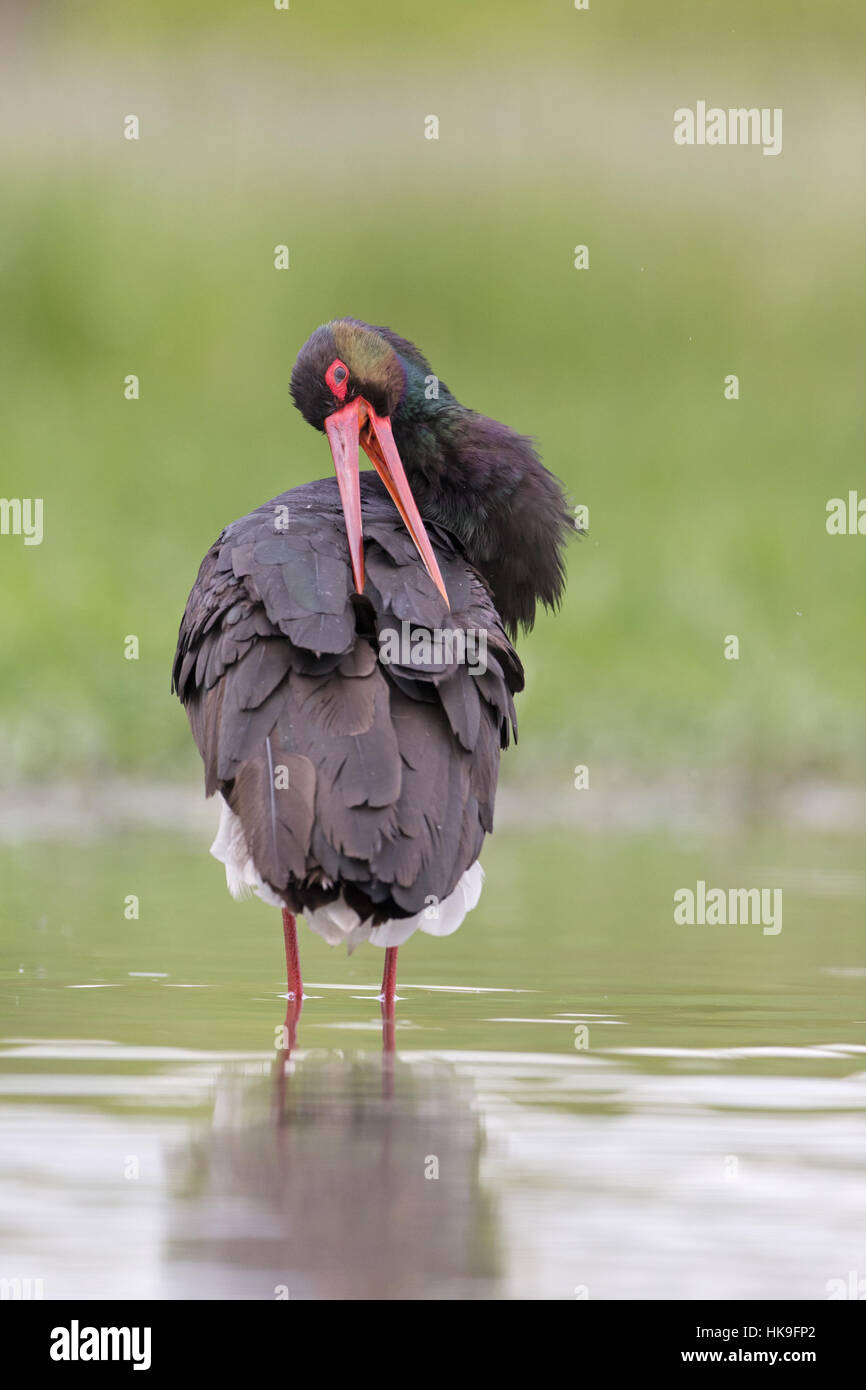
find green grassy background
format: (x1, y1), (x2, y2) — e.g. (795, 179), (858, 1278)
(1, 2), (863, 788)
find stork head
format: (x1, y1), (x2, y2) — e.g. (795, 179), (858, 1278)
(290, 318), (449, 607)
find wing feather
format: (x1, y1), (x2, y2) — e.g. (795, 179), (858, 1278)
(172, 475), (522, 922)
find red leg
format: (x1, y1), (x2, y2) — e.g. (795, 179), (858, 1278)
(282, 908), (303, 1004)
(380, 945), (398, 1006)
(380, 946), (398, 1060)
(280, 908), (303, 1057)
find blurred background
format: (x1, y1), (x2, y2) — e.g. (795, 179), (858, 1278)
(1, 2), (864, 1301)
(2, 0), (864, 790)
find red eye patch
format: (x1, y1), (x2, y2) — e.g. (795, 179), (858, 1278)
(325, 358), (349, 400)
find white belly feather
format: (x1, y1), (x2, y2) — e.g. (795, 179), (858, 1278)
(209, 797), (483, 952)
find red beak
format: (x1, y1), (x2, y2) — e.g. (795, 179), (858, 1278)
(324, 399), (367, 597)
(324, 398), (450, 608)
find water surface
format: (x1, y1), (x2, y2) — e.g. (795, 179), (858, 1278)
(1, 827), (864, 1299)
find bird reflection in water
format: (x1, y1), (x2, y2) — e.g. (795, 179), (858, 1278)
(163, 1049), (501, 1300)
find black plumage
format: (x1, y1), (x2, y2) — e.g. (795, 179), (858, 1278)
(173, 318), (570, 940)
(174, 475), (521, 924)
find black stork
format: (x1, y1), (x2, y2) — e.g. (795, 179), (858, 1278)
(172, 319), (569, 1046)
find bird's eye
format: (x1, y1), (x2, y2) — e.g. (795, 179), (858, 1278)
(325, 358), (350, 398)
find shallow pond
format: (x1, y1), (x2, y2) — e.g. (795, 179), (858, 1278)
(1, 825), (864, 1299)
